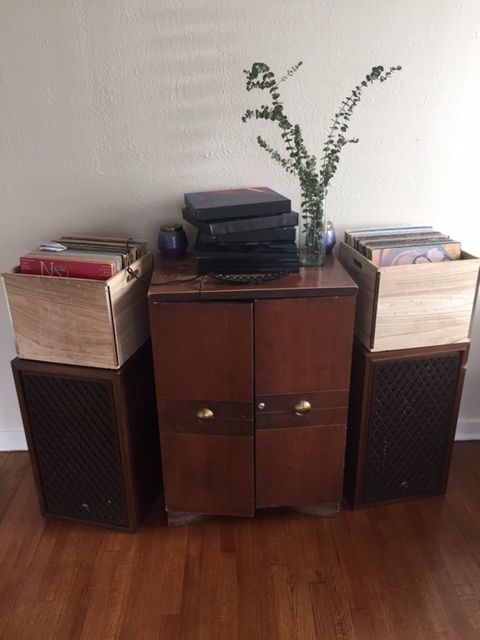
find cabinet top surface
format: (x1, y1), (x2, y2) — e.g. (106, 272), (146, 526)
(148, 255), (358, 302)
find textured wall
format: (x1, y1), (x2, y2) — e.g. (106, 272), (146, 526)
(1, 0), (480, 448)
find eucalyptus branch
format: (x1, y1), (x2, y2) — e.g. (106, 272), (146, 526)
(279, 61), (303, 83)
(257, 135), (296, 174)
(242, 61), (401, 254)
(320, 65), (401, 190)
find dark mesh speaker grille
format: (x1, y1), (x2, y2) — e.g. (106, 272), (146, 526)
(22, 373), (128, 527)
(363, 354), (460, 504)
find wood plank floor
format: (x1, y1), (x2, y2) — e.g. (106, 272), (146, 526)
(1, 443), (480, 640)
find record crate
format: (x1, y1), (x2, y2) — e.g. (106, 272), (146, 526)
(2, 254), (153, 369)
(338, 242), (480, 352)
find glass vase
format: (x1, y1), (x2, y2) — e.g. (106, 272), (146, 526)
(299, 216), (326, 267)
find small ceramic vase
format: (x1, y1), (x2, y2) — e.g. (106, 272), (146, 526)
(158, 224), (188, 258)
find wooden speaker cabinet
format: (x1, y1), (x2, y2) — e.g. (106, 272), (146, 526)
(344, 341), (469, 508)
(148, 257), (358, 522)
(12, 344), (162, 532)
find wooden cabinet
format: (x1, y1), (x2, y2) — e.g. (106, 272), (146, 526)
(149, 258), (357, 522)
(254, 297), (355, 510)
(150, 302), (254, 517)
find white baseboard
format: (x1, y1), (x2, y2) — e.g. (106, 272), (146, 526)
(0, 430), (27, 451)
(455, 420), (480, 441)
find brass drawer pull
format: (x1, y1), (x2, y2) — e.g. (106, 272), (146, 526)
(294, 400), (312, 415)
(196, 407), (214, 421)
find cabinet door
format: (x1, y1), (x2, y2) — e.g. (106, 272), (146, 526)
(254, 296), (355, 509)
(150, 301), (254, 516)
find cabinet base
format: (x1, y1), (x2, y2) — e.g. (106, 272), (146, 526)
(167, 511), (207, 527)
(292, 502), (340, 517)
(167, 504), (342, 525)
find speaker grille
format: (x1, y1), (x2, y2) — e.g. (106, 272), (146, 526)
(22, 373), (128, 527)
(363, 354), (460, 503)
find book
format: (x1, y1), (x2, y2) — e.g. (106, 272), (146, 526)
(345, 226), (433, 248)
(362, 234), (450, 255)
(354, 231), (446, 255)
(24, 250), (124, 271)
(56, 235), (147, 263)
(359, 233), (448, 256)
(195, 252), (300, 265)
(197, 227), (296, 244)
(353, 229), (439, 252)
(369, 242), (461, 266)
(195, 241), (299, 255)
(195, 251), (299, 262)
(184, 187), (291, 221)
(52, 244), (132, 266)
(196, 259), (300, 275)
(183, 209), (299, 235)
(349, 228), (434, 251)
(19, 255), (118, 280)
(57, 234), (146, 248)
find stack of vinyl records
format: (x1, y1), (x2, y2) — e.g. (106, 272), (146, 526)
(182, 187), (300, 276)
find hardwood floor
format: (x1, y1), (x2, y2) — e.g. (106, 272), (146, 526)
(1, 443), (480, 639)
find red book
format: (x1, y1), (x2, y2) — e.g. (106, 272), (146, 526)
(19, 256), (116, 280)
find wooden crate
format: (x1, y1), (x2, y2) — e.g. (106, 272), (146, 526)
(338, 242), (480, 352)
(2, 254), (153, 369)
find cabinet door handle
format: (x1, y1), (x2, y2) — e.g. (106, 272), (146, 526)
(294, 400), (312, 415)
(196, 407), (214, 421)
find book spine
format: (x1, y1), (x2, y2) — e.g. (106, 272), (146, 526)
(207, 212), (299, 235)
(190, 200), (291, 221)
(19, 257), (115, 280)
(352, 228), (434, 251)
(196, 262), (300, 275)
(198, 228), (296, 243)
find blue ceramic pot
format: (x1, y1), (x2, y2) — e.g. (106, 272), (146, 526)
(158, 224), (188, 258)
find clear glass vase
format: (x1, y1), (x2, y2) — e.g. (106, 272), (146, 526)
(299, 218), (326, 267)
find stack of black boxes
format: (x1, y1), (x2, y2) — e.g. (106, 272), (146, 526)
(182, 187), (300, 277)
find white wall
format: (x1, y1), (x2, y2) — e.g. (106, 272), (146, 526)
(1, 0), (479, 449)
